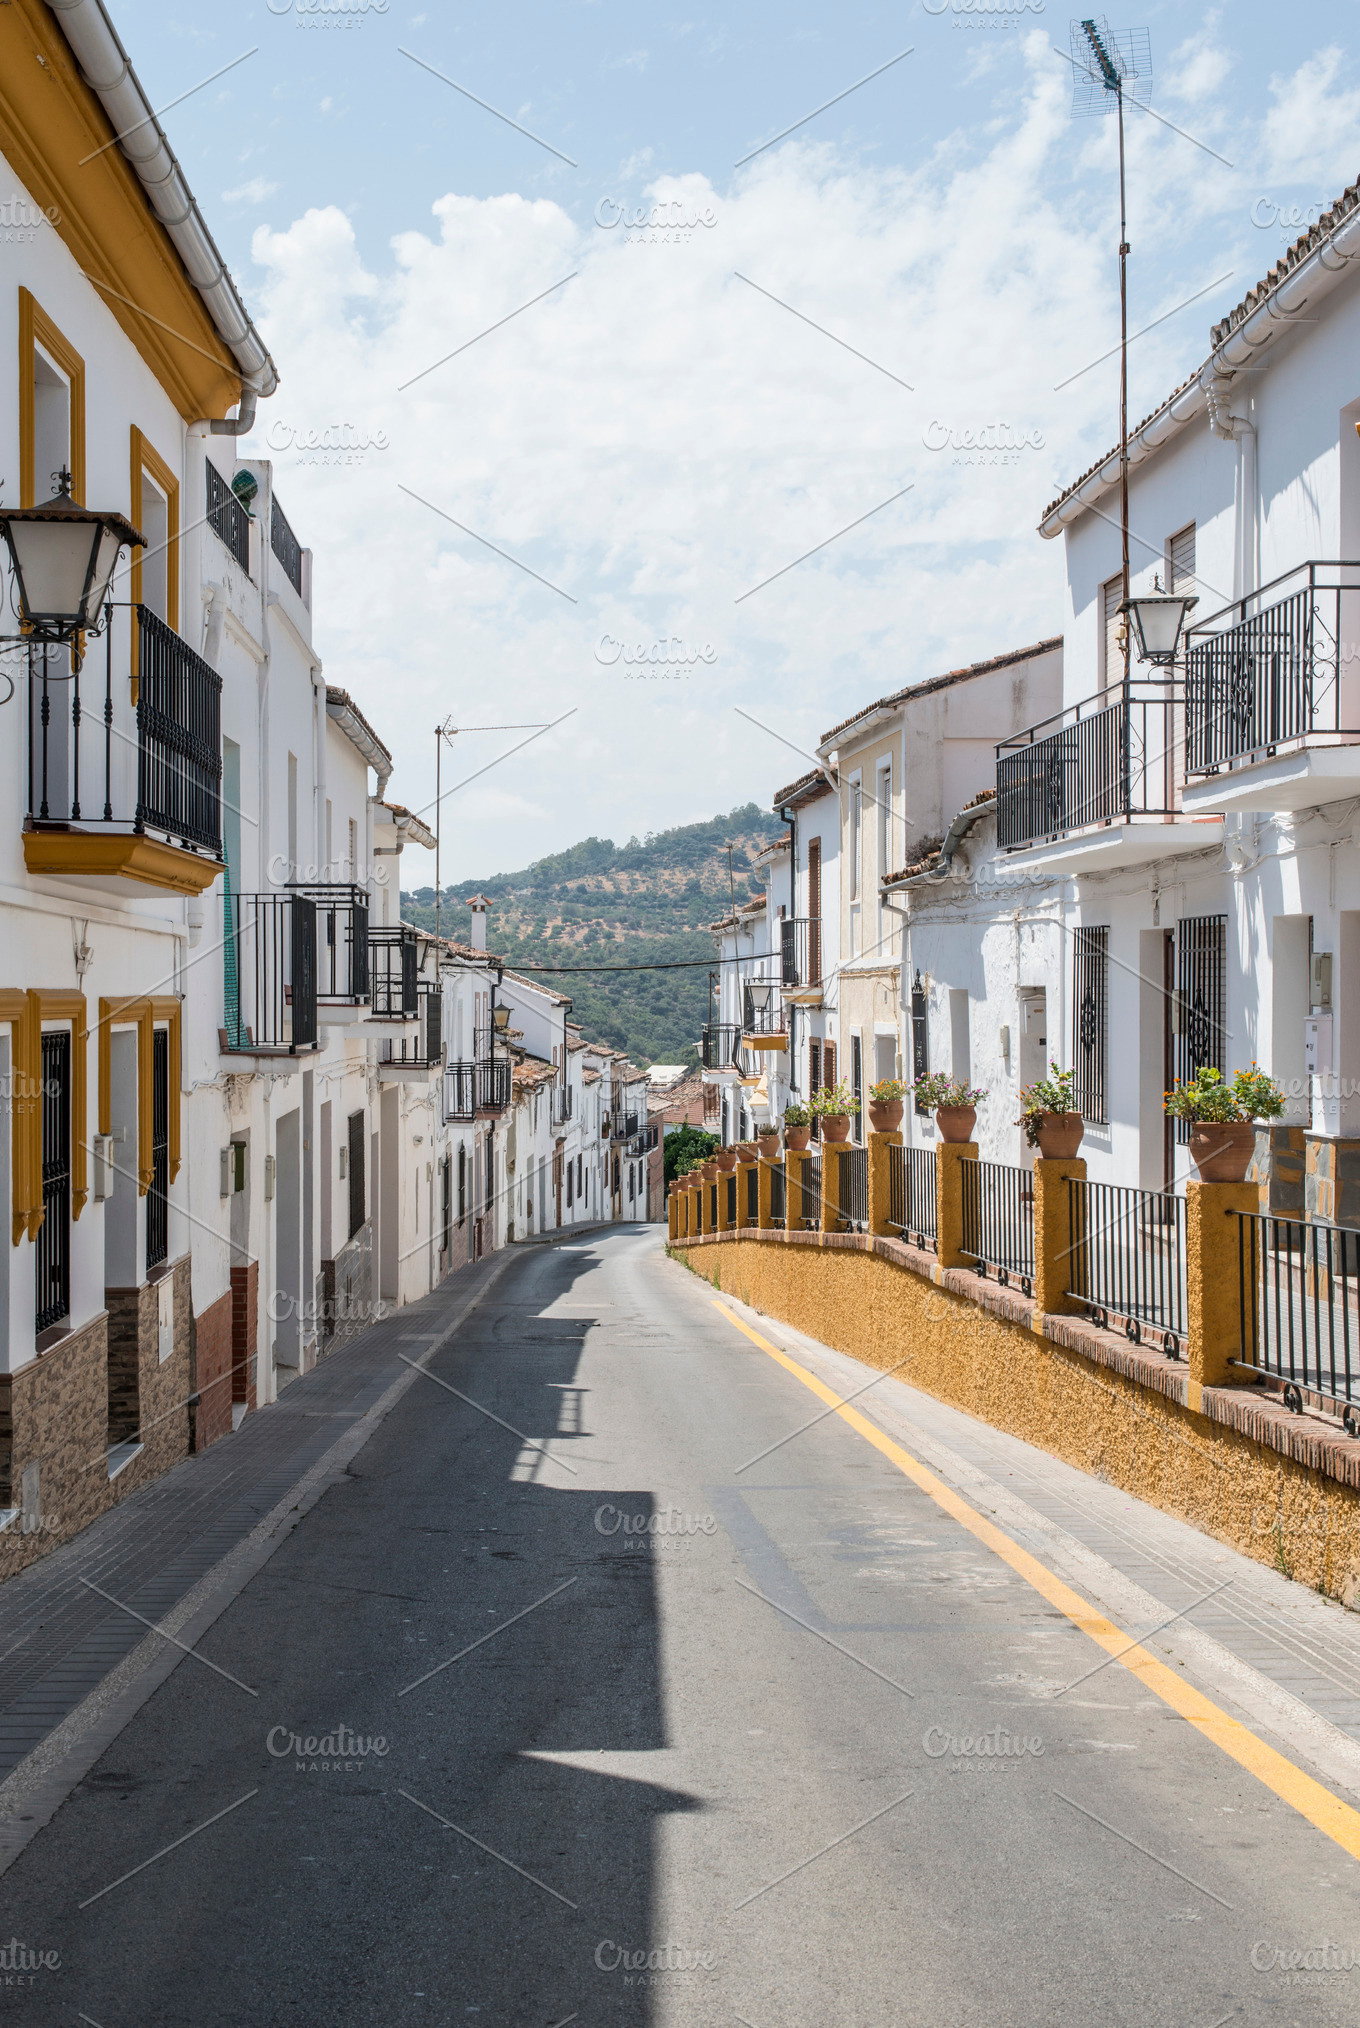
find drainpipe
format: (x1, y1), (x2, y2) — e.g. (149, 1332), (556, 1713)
(1204, 379), (1258, 600)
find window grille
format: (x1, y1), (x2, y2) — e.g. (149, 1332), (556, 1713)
(1071, 926), (1109, 1124)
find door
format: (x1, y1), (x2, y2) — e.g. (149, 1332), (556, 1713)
(146, 1027), (169, 1273)
(37, 1031), (70, 1333)
(275, 1109), (301, 1383)
(1019, 989), (1047, 1089)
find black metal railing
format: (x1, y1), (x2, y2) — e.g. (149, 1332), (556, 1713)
(1186, 562), (1360, 774)
(477, 1055), (512, 1114)
(611, 1109), (639, 1140)
(444, 1061), (476, 1121)
(289, 883), (369, 1001)
(146, 1025), (169, 1273)
(781, 915), (822, 991)
(836, 1144), (868, 1231)
(1067, 1181), (1186, 1351)
(223, 889), (318, 1053)
(888, 1144), (937, 1248)
(741, 981), (786, 1036)
(961, 1159), (1035, 1291)
(1236, 1212), (1360, 1415)
(271, 495), (304, 596)
(996, 679), (1181, 851)
(26, 609), (222, 856)
(369, 925), (418, 1018)
(799, 1154), (822, 1230)
(769, 1161), (786, 1228)
(552, 1086), (574, 1127)
(726, 1174), (737, 1225)
(206, 460), (250, 571)
(36, 1030), (70, 1334)
(702, 1023), (742, 1070)
(746, 1165), (759, 1222)
(381, 986), (443, 1068)
(709, 1182), (718, 1229)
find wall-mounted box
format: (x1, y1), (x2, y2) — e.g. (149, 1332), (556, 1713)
(1305, 1015), (1333, 1076)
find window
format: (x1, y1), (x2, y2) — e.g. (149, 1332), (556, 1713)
(19, 291), (85, 507)
(146, 1027), (169, 1271)
(876, 760), (893, 899)
(1174, 916), (1227, 1140)
(129, 430), (180, 632)
(851, 1033), (863, 1140)
(36, 1031), (71, 1333)
(1102, 572), (1124, 686)
(809, 1038), (821, 1107)
(1072, 928), (1109, 1124)
(566, 1162), (573, 1209)
(911, 971), (929, 1113)
(1169, 522), (1196, 595)
(347, 1111), (365, 1237)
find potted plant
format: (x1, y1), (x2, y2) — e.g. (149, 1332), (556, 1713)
(715, 1144), (738, 1172)
(735, 1138), (758, 1161)
(912, 1071), (988, 1144)
(812, 1080), (855, 1142)
(783, 1101), (812, 1152)
(1017, 1062), (1083, 1159)
(757, 1124), (782, 1160)
(1164, 1064), (1285, 1181)
(867, 1076), (908, 1132)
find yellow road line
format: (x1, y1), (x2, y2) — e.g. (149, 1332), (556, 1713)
(712, 1298), (1360, 1866)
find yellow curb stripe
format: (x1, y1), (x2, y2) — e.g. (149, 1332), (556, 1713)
(712, 1298), (1360, 1865)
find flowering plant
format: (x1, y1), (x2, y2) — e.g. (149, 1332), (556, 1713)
(782, 1101), (812, 1129)
(810, 1081), (855, 1118)
(912, 1071), (987, 1110)
(868, 1077), (908, 1102)
(1016, 1061), (1078, 1148)
(1163, 1064), (1286, 1123)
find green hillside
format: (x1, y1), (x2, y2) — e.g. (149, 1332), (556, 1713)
(401, 803), (783, 1068)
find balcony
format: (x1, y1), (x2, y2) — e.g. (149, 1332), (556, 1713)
(701, 1023), (742, 1071)
(23, 606), (224, 896)
(741, 979), (787, 1050)
(996, 676), (1222, 873)
(1181, 561), (1360, 814)
(222, 888), (318, 1058)
(380, 985), (443, 1079)
(551, 1085), (574, 1128)
(272, 495), (304, 597)
(206, 462), (250, 572)
(780, 916), (823, 1002)
(442, 1053), (511, 1119)
(290, 883), (370, 1010)
(367, 925), (419, 1026)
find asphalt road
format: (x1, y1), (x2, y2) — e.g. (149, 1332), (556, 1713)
(4, 1223), (1360, 2026)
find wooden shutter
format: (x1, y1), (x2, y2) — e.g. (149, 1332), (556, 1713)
(1169, 522), (1196, 594)
(1103, 573), (1124, 685)
(823, 1039), (837, 1090)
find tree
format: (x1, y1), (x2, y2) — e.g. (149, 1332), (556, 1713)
(664, 1124), (717, 1189)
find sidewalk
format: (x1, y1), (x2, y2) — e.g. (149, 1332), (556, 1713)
(0, 1251), (509, 1798)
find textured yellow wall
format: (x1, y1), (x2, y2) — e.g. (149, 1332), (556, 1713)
(675, 1235), (1360, 1601)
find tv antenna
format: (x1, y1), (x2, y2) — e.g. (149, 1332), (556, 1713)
(431, 717), (548, 944)
(1069, 16), (1152, 683)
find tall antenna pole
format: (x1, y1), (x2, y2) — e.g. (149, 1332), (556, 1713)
(434, 725), (442, 946)
(1116, 75), (1130, 683)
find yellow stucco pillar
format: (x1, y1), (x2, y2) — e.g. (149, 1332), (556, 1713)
(1033, 1156), (1086, 1319)
(868, 1130), (902, 1238)
(936, 1141), (978, 1271)
(1187, 1178), (1258, 1408)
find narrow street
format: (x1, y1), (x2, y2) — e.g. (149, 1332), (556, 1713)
(4, 1224), (1360, 2025)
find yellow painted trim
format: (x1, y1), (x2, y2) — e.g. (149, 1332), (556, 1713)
(2, 1), (242, 423)
(0, 992), (87, 1240)
(23, 830), (222, 896)
(18, 288), (86, 507)
(128, 428), (181, 671)
(97, 996), (181, 1196)
(38, 992), (88, 1221)
(711, 1297), (1360, 1868)
(0, 991), (36, 1245)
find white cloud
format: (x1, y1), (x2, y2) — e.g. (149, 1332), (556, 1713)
(222, 176), (278, 206)
(236, 36), (1255, 879)
(1263, 47), (1360, 182)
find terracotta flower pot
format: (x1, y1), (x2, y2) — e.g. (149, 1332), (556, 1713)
(868, 1100), (904, 1133)
(935, 1105), (976, 1144)
(715, 1147), (737, 1172)
(735, 1141), (758, 1162)
(1189, 1120), (1256, 1182)
(699, 1162), (717, 1184)
(1033, 1112), (1084, 1160)
(757, 1133), (782, 1160)
(784, 1126), (811, 1152)
(819, 1113), (852, 1143)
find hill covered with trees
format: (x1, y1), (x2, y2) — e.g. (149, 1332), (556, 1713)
(401, 803), (783, 1068)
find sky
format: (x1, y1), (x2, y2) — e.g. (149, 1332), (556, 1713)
(108, 0), (1360, 885)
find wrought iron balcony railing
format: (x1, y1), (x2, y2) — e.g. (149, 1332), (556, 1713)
(272, 495), (304, 596)
(477, 1055), (511, 1113)
(25, 604), (223, 855)
(206, 460), (250, 572)
(443, 1052), (511, 1118)
(701, 1022), (742, 1070)
(996, 677), (1181, 851)
(444, 1061), (476, 1121)
(381, 986), (443, 1068)
(780, 916), (822, 990)
(223, 886), (318, 1054)
(551, 1085), (574, 1126)
(288, 883), (369, 1001)
(741, 979), (785, 1035)
(1185, 561), (1360, 774)
(369, 925), (419, 1018)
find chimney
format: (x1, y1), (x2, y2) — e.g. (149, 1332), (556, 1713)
(467, 894), (490, 952)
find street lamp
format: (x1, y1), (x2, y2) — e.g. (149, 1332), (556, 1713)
(0, 472), (142, 646)
(744, 980), (773, 1030)
(1123, 577), (1198, 667)
(492, 1003), (511, 1034)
